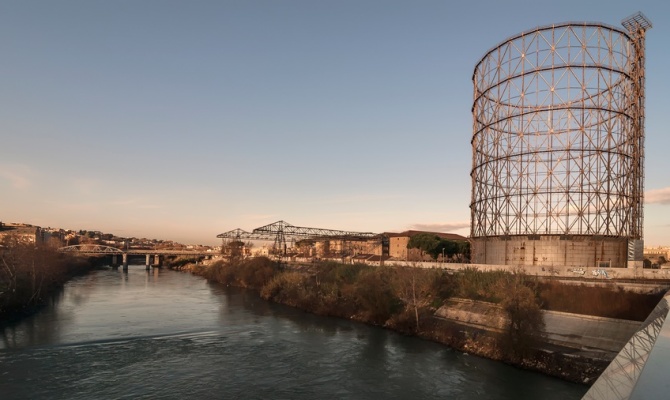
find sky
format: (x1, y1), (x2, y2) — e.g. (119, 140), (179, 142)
(1, 0), (669, 246)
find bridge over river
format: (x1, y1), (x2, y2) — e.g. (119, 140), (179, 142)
(58, 245), (213, 271)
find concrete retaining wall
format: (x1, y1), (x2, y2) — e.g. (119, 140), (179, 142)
(542, 309), (640, 352)
(380, 259), (670, 283)
(435, 298), (641, 353)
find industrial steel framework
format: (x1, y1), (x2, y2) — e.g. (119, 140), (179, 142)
(252, 220), (380, 254)
(216, 228), (276, 242)
(217, 222), (384, 256)
(470, 14), (651, 243)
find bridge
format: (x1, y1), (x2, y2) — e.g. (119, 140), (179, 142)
(583, 289), (670, 399)
(58, 245), (213, 271)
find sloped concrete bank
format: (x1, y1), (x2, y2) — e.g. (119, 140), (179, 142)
(436, 298), (640, 358)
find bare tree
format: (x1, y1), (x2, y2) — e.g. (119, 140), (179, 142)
(392, 266), (434, 331)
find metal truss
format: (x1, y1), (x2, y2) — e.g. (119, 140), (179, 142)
(217, 222), (384, 256)
(252, 220), (378, 240)
(583, 293), (667, 400)
(216, 228), (276, 242)
(250, 221), (380, 255)
(470, 14), (651, 240)
(58, 245), (123, 254)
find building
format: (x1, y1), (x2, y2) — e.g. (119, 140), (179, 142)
(0, 222), (43, 244)
(386, 231), (467, 261)
(644, 246), (670, 267)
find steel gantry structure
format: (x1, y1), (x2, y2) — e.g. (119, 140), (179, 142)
(217, 221), (387, 256)
(252, 220), (380, 254)
(216, 228), (276, 242)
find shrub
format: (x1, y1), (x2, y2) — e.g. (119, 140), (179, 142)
(237, 257), (278, 288)
(391, 266), (437, 331)
(0, 235), (91, 316)
(497, 277), (545, 360)
(352, 267), (401, 324)
(168, 256), (200, 269)
(198, 257), (279, 289)
(429, 269), (455, 306)
(454, 268), (513, 302)
(260, 272), (309, 305)
(316, 262), (364, 285)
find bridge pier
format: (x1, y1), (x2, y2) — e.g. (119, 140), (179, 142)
(57, 246), (209, 271)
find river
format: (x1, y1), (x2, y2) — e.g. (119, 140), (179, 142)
(0, 265), (588, 399)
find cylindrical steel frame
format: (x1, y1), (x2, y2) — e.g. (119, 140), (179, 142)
(470, 21), (648, 242)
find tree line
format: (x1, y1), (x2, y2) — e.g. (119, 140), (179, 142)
(407, 233), (470, 261)
(0, 235), (91, 318)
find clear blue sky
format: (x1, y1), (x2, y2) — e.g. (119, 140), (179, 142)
(1, 0), (669, 246)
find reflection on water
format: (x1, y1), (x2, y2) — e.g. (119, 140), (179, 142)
(0, 266), (588, 399)
(1, 288), (71, 350)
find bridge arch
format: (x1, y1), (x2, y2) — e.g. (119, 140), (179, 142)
(58, 245), (124, 254)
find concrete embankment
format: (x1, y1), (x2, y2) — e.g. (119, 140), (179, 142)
(436, 298), (640, 358)
(374, 258), (670, 283)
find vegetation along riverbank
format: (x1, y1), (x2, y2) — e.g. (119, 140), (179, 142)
(184, 257), (664, 384)
(0, 235), (95, 320)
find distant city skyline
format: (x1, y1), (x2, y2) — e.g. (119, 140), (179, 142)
(2, 1), (669, 246)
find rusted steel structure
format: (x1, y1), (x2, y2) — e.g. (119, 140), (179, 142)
(252, 220), (382, 255)
(217, 221), (388, 257)
(470, 13), (651, 267)
(216, 228), (276, 242)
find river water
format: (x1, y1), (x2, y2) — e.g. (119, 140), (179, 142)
(0, 266), (588, 399)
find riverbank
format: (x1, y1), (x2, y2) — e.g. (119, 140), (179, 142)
(1, 265), (588, 399)
(0, 239), (95, 321)
(182, 257), (658, 384)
